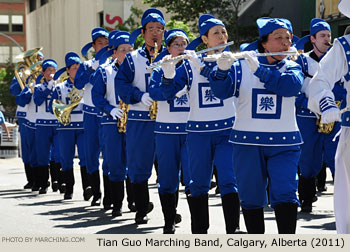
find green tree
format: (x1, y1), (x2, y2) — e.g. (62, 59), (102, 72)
(0, 62), (16, 117)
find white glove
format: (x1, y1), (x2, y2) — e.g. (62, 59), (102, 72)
(175, 85), (188, 98)
(162, 55), (176, 79)
(110, 107), (124, 119)
(186, 50), (204, 72)
(92, 60), (99, 70)
(47, 79), (54, 90)
(242, 51), (259, 73)
(321, 107), (341, 124)
(217, 52), (236, 71)
(141, 92), (153, 106)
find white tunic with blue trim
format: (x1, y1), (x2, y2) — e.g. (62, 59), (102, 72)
(35, 82), (58, 126)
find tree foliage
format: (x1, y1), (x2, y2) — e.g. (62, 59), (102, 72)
(0, 62), (16, 117)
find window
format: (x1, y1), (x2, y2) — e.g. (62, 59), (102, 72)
(11, 15), (23, 32)
(41, 0), (49, 6)
(0, 15), (9, 32)
(29, 0), (36, 12)
(0, 46), (10, 64)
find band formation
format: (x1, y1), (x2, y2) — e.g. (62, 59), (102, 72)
(9, 0), (350, 234)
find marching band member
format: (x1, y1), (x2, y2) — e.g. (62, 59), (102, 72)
(75, 27), (109, 206)
(295, 18), (346, 212)
(33, 59), (63, 194)
(91, 31), (133, 217)
(115, 8), (167, 224)
(161, 14), (239, 234)
(308, 0), (350, 234)
(210, 17), (304, 233)
(49, 52), (86, 200)
(149, 29), (190, 233)
(10, 51), (44, 190)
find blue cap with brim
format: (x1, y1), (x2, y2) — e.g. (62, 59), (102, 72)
(38, 51), (44, 58)
(99, 31), (134, 64)
(95, 30), (120, 60)
(81, 27), (109, 56)
(257, 17), (292, 38)
(339, 0), (350, 18)
(187, 14), (225, 50)
(130, 8), (165, 43)
(54, 52), (81, 80)
(241, 34), (298, 52)
(164, 29), (189, 46)
(42, 59), (58, 71)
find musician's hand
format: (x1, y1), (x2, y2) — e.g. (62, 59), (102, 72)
(110, 107), (123, 119)
(321, 107), (341, 124)
(175, 85), (188, 98)
(47, 79), (54, 90)
(242, 51), (259, 73)
(217, 52), (236, 71)
(141, 92), (153, 106)
(162, 55), (176, 79)
(186, 50), (205, 72)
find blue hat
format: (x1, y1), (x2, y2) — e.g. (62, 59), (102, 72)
(98, 31), (134, 64)
(38, 51), (44, 58)
(187, 14), (225, 50)
(164, 29), (189, 46)
(95, 30), (121, 61)
(54, 52), (81, 80)
(240, 41), (259, 51)
(257, 17), (293, 38)
(42, 59), (58, 71)
(339, 0), (350, 18)
(130, 8), (165, 43)
(295, 19), (330, 51)
(81, 27), (109, 56)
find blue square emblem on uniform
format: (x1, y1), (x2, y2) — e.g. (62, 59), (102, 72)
(169, 94), (190, 112)
(252, 88), (282, 119)
(198, 82), (223, 108)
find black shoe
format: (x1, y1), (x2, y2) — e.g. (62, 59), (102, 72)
(175, 213), (182, 224)
(312, 195), (318, 203)
(104, 204), (113, 211)
(128, 203), (136, 212)
(39, 187), (48, 194)
(24, 182), (33, 189)
(112, 208), (122, 217)
(317, 186), (327, 192)
(52, 181), (59, 192)
(147, 202), (154, 213)
(300, 200), (312, 213)
(31, 185), (40, 192)
(163, 225), (175, 234)
(135, 215), (149, 224)
(64, 192), (73, 200)
(83, 186), (93, 201)
(91, 194), (101, 206)
(59, 184), (66, 194)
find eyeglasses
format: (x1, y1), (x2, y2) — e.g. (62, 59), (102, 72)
(171, 43), (187, 49)
(145, 28), (164, 34)
(118, 47), (133, 53)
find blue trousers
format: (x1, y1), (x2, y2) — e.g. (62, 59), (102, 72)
(99, 120), (108, 175)
(57, 129), (85, 171)
(232, 144), (300, 209)
(21, 125), (37, 168)
(50, 132), (61, 163)
(187, 130), (238, 197)
(101, 123), (127, 182)
(18, 119), (29, 164)
(155, 133), (190, 194)
(297, 116), (340, 177)
(83, 113), (101, 174)
(35, 125), (57, 166)
(126, 120), (155, 184)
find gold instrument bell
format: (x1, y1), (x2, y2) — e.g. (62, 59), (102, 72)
(52, 76), (84, 126)
(316, 101), (341, 134)
(14, 47), (43, 93)
(117, 99), (129, 133)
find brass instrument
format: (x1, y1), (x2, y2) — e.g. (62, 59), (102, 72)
(316, 101), (341, 134)
(52, 82), (84, 126)
(14, 47), (43, 93)
(149, 41), (159, 120)
(117, 100), (129, 133)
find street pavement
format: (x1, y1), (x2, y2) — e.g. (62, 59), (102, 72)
(0, 157), (337, 234)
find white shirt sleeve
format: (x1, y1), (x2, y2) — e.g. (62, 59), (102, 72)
(308, 39), (349, 114)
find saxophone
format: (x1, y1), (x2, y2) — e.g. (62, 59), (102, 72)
(149, 41), (159, 120)
(117, 99), (129, 133)
(316, 100), (341, 134)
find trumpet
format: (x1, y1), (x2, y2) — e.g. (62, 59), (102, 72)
(146, 41), (234, 70)
(203, 47), (299, 62)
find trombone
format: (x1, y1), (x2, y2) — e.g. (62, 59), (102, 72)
(146, 41), (234, 70)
